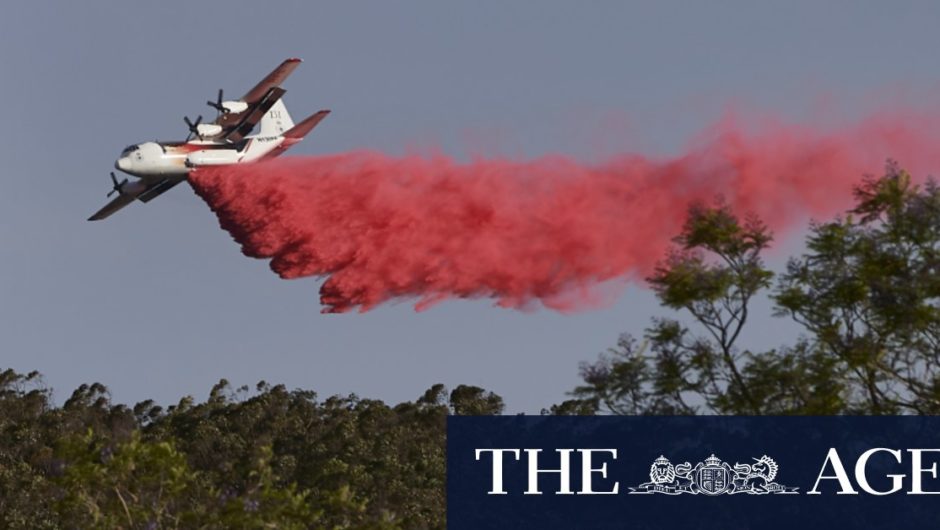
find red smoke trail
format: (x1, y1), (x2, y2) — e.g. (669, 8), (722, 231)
(189, 110), (940, 313)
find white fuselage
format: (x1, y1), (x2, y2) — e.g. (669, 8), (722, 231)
(114, 134), (294, 182)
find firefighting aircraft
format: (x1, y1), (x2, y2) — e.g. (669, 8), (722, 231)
(88, 58), (329, 221)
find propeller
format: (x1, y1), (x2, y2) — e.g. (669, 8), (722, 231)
(107, 172), (129, 198)
(207, 89), (229, 115)
(184, 115), (204, 141)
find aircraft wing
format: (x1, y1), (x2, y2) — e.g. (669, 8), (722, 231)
(138, 176), (185, 203)
(240, 58), (302, 104)
(88, 193), (138, 221)
(87, 176), (186, 221)
(210, 58), (302, 139)
(222, 86), (285, 143)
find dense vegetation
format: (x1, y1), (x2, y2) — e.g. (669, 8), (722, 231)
(2, 164), (939, 527)
(0, 373), (501, 529)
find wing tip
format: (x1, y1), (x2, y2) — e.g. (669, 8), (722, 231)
(286, 57), (303, 63)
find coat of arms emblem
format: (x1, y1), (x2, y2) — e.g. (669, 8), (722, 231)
(629, 453), (797, 495)
(697, 454), (730, 495)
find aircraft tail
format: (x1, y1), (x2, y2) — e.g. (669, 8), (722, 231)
(283, 110), (331, 139)
(257, 99), (295, 137)
(254, 109), (331, 161)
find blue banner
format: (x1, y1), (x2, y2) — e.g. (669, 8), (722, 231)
(447, 416), (940, 529)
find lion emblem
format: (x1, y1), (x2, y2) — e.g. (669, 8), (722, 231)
(649, 455), (675, 485)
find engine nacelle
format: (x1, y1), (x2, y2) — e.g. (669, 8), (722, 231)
(196, 123), (223, 137)
(222, 101), (249, 114)
(186, 149), (241, 167)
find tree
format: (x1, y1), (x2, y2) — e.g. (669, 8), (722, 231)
(564, 163), (940, 415)
(0, 370), (505, 529)
(775, 164), (940, 413)
(54, 432), (206, 529)
(448, 385), (505, 416)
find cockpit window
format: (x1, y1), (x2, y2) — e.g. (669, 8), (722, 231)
(121, 145), (139, 155)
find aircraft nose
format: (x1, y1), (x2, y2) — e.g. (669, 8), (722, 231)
(115, 157), (130, 171)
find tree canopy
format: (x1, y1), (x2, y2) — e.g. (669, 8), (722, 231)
(0, 371), (501, 529)
(561, 163), (940, 415)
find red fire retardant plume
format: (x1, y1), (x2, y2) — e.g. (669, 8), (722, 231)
(188, 111), (940, 313)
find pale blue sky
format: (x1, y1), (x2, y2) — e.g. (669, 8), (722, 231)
(2, 1), (939, 412)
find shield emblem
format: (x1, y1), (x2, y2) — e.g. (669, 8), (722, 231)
(696, 464), (730, 495)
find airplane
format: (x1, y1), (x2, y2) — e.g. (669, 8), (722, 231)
(88, 57), (329, 221)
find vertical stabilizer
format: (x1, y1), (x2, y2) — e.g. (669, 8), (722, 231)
(257, 99), (295, 137)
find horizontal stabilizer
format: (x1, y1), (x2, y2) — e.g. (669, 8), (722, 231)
(283, 110), (330, 139)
